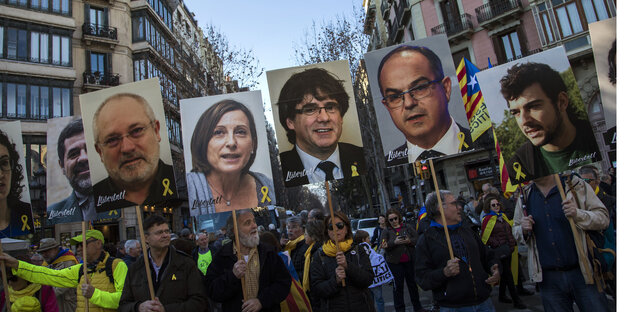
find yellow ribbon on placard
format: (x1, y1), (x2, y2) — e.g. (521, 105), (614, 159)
(261, 186), (271, 203)
(172, 274), (176, 280)
(351, 165), (359, 177)
(162, 178), (173, 196)
(458, 132), (469, 151)
(21, 215), (30, 231)
(513, 162), (526, 180)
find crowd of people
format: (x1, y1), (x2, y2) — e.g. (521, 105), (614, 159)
(0, 167), (615, 311)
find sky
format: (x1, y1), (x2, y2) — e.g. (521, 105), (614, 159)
(182, 0), (363, 107)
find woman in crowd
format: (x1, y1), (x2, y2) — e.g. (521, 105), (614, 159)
(0, 129), (33, 238)
(354, 230), (393, 312)
(370, 215), (386, 251)
(381, 208), (424, 312)
(310, 211), (374, 311)
(187, 99), (275, 215)
(302, 219), (325, 311)
(481, 194), (526, 309)
(0, 254), (58, 311)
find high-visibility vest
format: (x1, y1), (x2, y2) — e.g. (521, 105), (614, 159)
(197, 250), (212, 275)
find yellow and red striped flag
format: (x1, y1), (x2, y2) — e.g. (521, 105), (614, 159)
(493, 128), (518, 197)
(456, 58), (491, 141)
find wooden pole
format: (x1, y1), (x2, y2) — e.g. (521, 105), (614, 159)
(231, 210), (247, 301)
(0, 241), (10, 311)
(554, 175), (593, 283)
(324, 181), (346, 287)
(81, 221), (90, 312)
(135, 206), (156, 300)
(428, 159), (454, 259)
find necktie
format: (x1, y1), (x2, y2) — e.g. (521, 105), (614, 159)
(417, 150), (444, 161)
(317, 161), (336, 181)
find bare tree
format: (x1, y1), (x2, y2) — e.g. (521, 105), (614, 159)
(292, 6), (369, 80)
(205, 24), (264, 89)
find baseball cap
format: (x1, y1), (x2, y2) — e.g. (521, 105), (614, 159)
(70, 230), (105, 245)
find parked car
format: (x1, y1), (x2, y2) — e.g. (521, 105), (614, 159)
(354, 218), (377, 238)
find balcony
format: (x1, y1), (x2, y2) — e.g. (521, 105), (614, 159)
(82, 23), (118, 48)
(431, 13), (474, 44)
(389, 20), (405, 44)
(397, 0), (410, 25)
(475, 0), (523, 30)
(364, 1), (376, 35)
(381, 0), (390, 19)
(83, 71), (120, 90)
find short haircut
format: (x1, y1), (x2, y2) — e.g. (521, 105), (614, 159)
(0, 129), (24, 200)
(425, 190), (453, 220)
(579, 165), (599, 180)
(277, 68), (350, 145)
(324, 211), (352, 240)
(143, 215), (168, 234)
(377, 45), (445, 96)
(57, 118), (84, 165)
(385, 208), (403, 227)
(353, 230), (370, 244)
(93, 93), (156, 143)
(304, 219), (325, 242)
(190, 99), (258, 175)
(499, 62), (567, 111)
(226, 209), (254, 239)
(482, 194), (501, 214)
(124, 239), (139, 253)
(286, 216), (303, 227)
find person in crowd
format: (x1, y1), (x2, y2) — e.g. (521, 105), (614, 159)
(171, 228), (195, 255)
(580, 165), (616, 227)
(119, 215), (207, 312)
(513, 174), (610, 311)
(354, 230), (393, 312)
(281, 216), (308, 280)
(301, 219), (325, 311)
(0, 129), (34, 237)
(381, 208), (423, 312)
(1, 254), (59, 312)
(192, 232), (214, 275)
(371, 215), (386, 250)
(205, 209), (291, 311)
(481, 195), (526, 309)
(415, 190), (500, 311)
(309, 211), (375, 311)
(299, 210), (309, 225)
(37, 238), (79, 312)
(187, 100), (275, 215)
(30, 253), (45, 266)
(599, 173), (614, 196)
(122, 240), (141, 267)
(268, 223), (280, 242)
(308, 209), (325, 222)
(0, 230), (128, 312)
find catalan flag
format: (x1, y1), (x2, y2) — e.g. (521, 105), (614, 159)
(456, 58), (491, 140)
(494, 130), (518, 197)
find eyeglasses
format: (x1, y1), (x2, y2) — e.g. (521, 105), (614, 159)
(443, 200), (458, 207)
(388, 217), (399, 222)
(294, 102), (339, 116)
(583, 178), (595, 183)
(327, 222), (345, 231)
(490, 203), (501, 207)
(0, 156), (12, 172)
(149, 229), (171, 236)
(98, 122), (153, 148)
(382, 78), (443, 109)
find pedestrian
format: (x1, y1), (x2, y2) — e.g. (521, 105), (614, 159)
(513, 174), (611, 311)
(171, 228), (195, 255)
(37, 238), (79, 312)
(481, 195), (526, 309)
(205, 209), (291, 311)
(309, 211), (375, 311)
(354, 230), (393, 312)
(302, 219), (325, 311)
(192, 232), (214, 275)
(119, 215), (207, 311)
(370, 215), (386, 251)
(415, 190), (500, 311)
(282, 216), (308, 281)
(381, 208), (424, 312)
(0, 230), (128, 312)
(122, 240), (141, 267)
(30, 253), (45, 266)
(1, 254), (59, 312)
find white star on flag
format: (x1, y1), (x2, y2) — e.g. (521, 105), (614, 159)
(467, 75), (477, 91)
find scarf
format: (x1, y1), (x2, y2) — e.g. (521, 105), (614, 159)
(321, 238), (353, 257)
(243, 247), (260, 300)
(283, 235), (304, 252)
(8, 283), (41, 312)
(302, 243), (316, 292)
(430, 220), (462, 231)
(51, 249), (78, 265)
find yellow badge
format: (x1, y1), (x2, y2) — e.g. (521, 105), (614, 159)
(172, 274), (176, 281)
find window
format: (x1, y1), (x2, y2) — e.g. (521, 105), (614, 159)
(89, 7), (106, 27)
(1, 25), (71, 66)
(23, 137), (46, 185)
(90, 52), (106, 74)
(52, 0), (69, 14)
(52, 35), (70, 66)
(452, 48), (471, 68)
(0, 79), (70, 119)
(7, 28), (27, 61)
(30, 32), (49, 63)
(555, 2), (583, 37)
(500, 31), (523, 61)
(7, 83), (27, 118)
(0, 26), (3, 58)
(581, 0), (609, 23)
(29, 86), (49, 119)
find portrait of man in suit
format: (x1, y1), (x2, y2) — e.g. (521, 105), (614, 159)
(274, 65), (366, 187)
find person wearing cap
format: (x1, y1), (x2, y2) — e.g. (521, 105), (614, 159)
(38, 238), (79, 312)
(0, 254), (59, 312)
(0, 229), (128, 312)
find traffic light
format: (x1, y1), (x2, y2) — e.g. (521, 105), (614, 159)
(422, 164), (431, 179)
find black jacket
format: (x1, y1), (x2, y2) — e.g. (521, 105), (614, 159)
(119, 246), (208, 312)
(414, 224), (498, 308)
(290, 239), (308, 281)
(381, 224), (418, 264)
(205, 242), (291, 311)
(309, 243), (375, 312)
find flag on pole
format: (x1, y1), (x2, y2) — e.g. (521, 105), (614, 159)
(456, 58), (491, 141)
(493, 130), (518, 197)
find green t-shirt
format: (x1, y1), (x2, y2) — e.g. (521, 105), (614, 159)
(540, 145), (595, 173)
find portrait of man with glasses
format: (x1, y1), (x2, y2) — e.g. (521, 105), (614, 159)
(269, 61), (366, 187)
(80, 78), (177, 212)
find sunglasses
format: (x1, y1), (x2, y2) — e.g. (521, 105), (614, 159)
(327, 222), (345, 231)
(389, 217), (399, 222)
(490, 203), (501, 207)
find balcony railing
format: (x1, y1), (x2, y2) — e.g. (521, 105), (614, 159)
(82, 23), (118, 40)
(431, 13), (474, 37)
(381, 0), (390, 19)
(83, 71), (120, 87)
(397, 0), (410, 24)
(475, 0), (522, 24)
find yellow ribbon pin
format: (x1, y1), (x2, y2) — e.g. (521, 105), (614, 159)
(458, 133), (469, 151)
(172, 274), (176, 280)
(21, 215), (30, 231)
(260, 186), (271, 203)
(513, 162), (526, 180)
(351, 164), (359, 177)
(162, 178), (173, 196)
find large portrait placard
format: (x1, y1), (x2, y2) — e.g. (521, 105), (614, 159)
(180, 91), (275, 216)
(477, 47), (601, 184)
(79, 78), (178, 212)
(266, 60), (366, 187)
(363, 35), (476, 167)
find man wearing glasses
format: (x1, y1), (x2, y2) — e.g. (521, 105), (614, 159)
(91, 93), (177, 211)
(377, 45), (473, 166)
(276, 67), (366, 187)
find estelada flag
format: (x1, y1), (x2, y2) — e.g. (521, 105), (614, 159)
(456, 58), (491, 141)
(494, 130), (518, 197)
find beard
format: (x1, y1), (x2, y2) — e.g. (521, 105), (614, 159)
(239, 231), (260, 248)
(68, 161), (92, 194)
(107, 150), (159, 188)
